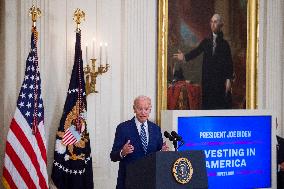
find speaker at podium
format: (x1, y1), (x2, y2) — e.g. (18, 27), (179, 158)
(125, 150), (208, 189)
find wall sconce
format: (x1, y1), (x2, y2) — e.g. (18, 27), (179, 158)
(84, 43), (109, 95)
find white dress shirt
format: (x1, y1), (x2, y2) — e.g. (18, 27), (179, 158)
(213, 32), (217, 54)
(135, 117), (149, 145)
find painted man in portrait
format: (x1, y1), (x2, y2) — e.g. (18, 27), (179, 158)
(173, 14), (233, 109)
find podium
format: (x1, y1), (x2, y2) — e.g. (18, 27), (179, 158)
(125, 150), (208, 189)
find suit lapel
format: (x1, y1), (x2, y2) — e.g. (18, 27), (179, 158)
(147, 122), (154, 153)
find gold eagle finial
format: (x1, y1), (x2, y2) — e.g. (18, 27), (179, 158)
(73, 8), (85, 30)
(29, 5), (41, 27)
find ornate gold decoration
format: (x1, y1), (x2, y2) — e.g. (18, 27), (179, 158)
(68, 145), (85, 161)
(172, 157), (193, 184)
(57, 131), (65, 138)
(246, 0), (258, 109)
(29, 5), (41, 27)
(157, 0), (168, 125)
(73, 8), (85, 30)
(56, 100), (90, 160)
(64, 101), (86, 131)
(84, 58), (109, 95)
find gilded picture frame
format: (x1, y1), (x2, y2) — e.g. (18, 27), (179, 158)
(157, 0), (258, 123)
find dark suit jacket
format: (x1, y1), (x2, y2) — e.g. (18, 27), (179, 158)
(184, 31), (233, 109)
(277, 136), (284, 189)
(110, 117), (163, 189)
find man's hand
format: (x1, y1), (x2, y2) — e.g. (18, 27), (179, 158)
(173, 49), (185, 61)
(225, 79), (231, 95)
(161, 141), (169, 151)
(121, 140), (134, 157)
(280, 162), (284, 171)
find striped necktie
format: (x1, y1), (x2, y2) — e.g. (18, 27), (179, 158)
(140, 123), (147, 153)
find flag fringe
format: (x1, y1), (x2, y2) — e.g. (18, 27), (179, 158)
(2, 176), (11, 189)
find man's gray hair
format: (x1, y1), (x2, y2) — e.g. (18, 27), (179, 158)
(133, 95), (152, 108)
(213, 13), (224, 27)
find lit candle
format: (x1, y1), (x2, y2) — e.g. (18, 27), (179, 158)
(104, 42), (108, 65)
(92, 38), (95, 58)
(99, 42), (103, 66)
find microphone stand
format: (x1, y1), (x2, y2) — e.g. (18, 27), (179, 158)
(173, 139), (178, 152)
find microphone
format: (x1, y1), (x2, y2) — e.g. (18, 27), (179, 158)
(171, 131), (183, 141)
(164, 131), (174, 141)
(171, 131), (185, 149)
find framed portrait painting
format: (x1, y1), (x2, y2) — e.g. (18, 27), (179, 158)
(157, 0), (258, 122)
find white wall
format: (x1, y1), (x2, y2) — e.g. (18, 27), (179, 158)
(258, 0), (284, 136)
(0, 0), (157, 188)
(1, 0), (284, 188)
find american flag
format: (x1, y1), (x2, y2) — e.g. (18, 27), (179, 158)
(2, 27), (48, 189)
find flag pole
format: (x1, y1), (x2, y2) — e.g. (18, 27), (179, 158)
(73, 8), (85, 132)
(29, 5), (41, 134)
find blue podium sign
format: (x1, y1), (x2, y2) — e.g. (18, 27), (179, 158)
(178, 116), (272, 189)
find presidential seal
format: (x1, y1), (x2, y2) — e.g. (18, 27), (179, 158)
(172, 157), (193, 184)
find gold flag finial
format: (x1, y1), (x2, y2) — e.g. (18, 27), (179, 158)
(29, 5), (41, 27)
(73, 8), (85, 30)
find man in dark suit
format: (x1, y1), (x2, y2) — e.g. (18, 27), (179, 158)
(277, 135), (284, 188)
(173, 13), (233, 109)
(110, 95), (168, 189)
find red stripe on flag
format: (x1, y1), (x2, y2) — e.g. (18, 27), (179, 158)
(10, 119), (48, 189)
(5, 142), (37, 189)
(63, 135), (76, 145)
(3, 167), (17, 189)
(62, 132), (71, 141)
(63, 137), (76, 145)
(35, 130), (47, 164)
(69, 138), (77, 144)
(67, 138), (77, 145)
(62, 130), (77, 145)
(63, 131), (72, 139)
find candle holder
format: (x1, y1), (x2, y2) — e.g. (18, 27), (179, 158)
(84, 58), (110, 95)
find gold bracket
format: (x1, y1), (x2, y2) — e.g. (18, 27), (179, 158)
(84, 59), (110, 95)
